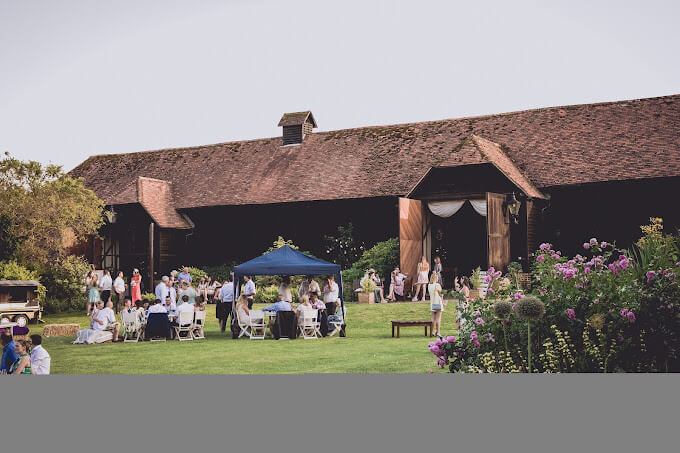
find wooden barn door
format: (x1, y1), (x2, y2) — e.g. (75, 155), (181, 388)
(399, 198), (423, 285)
(487, 193), (511, 272)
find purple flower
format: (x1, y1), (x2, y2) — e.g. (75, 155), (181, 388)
(513, 292), (525, 300)
(539, 243), (551, 251)
(503, 318), (509, 325)
(472, 339), (481, 348)
(474, 317), (486, 326)
(538, 288), (547, 296)
(435, 338), (443, 346)
(619, 258), (629, 269)
(627, 311), (636, 323)
(620, 308), (629, 317)
(566, 308), (575, 320)
(584, 267), (591, 275)
(487, 333), (495, 343)
(583, 242), (591, 250)
(446, 336), (456, 344)
(536, 254), (545, 263)
(601, 242), (607, 248)
(646, 271), (656, 283)
(589, 238), (598, 246)
(487, 267), (495, 274)
(618, 336), (624, 343)
(608, 263), (618, 275)
(470, 331), (478, 341)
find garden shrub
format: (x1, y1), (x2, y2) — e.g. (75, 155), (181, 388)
(141, 292), (157, 302)
(342, 237), (399, 283)
(200, 263), (235, 282)
(38, 255), (90, 312)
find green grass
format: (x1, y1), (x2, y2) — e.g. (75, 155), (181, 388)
(30, 302), (457, 374)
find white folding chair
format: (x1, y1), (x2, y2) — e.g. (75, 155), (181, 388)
(249, 309), (266, 340)
(173, 310), (194, 341)
(328, 306), (346, 337)
(236, 310), (251, 338)
(192, 310), (206, 339)
(121, 310), (142, 342)
(298, 309), (318, 339)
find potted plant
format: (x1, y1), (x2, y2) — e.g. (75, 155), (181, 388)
(469, 267), (484, 299)
(358, 278), (376, 304)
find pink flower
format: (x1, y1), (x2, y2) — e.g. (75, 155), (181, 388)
(446, 336), (456, 343)
(472, 339), (481, 348)
(566, 308), (575, 320)
(601, 242), (607, 248)
(536, 254), (545, 263)
(620, 308), (629, 317)
(487, 267), (495, 274)
(646, 271), (656, 283)
(470, 331), (478, 341)
(539, 243), (551, 251)
(486, 333), (495, 343)
(538, 288), (547, 296)
(618, 336), (624, 343)
(512, 302), (519, 311)
(428, 370), (434, 374)
(584, 267), (591, 275)
(583, 242), (591, 250)
(513, 292), (525, 300)
(608, 263), (618, 275)
(627, 311), (636, 323)
(589, 238), (598, 246)
(474, 317), (486, 326)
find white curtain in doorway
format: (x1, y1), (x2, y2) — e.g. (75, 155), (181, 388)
(428, 200), (466, 218)
(428, 199), (488, 218)
(469, 199), (487, 217)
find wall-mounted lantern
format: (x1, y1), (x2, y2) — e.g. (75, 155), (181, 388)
(507, 192), (521, 224)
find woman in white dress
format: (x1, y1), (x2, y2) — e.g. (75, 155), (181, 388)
(412, 256), (430, 301)
(428, 273), (445, 336)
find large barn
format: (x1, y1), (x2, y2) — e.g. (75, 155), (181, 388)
(69, 94), (680, 290)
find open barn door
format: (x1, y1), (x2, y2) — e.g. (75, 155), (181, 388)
(487, 193), (511, 272)
(399, 198), (424, 286)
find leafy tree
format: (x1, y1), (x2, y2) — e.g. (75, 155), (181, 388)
(0, 153), (105, 266)
(0, 213), (20, 261)
(323, 222), (365, 269)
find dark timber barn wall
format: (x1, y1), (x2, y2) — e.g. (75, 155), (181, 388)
(180, 197), (397, 267)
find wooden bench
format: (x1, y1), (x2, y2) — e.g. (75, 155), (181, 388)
(391, 320), (432, 338)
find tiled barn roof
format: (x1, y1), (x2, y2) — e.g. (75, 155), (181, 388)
(70, 94), (680, 210)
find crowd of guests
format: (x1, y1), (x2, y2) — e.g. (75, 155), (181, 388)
(1, 333), (51, 375)
(230, 274), (342, 338)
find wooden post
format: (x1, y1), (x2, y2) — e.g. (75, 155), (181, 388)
(148, 222), (154, 291)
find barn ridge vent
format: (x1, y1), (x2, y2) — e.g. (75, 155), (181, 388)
(278, 111), (317, 146)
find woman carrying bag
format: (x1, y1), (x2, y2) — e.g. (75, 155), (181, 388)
(428, 273), (445, 337)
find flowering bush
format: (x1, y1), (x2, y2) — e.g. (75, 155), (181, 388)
(430, 219), (680, 373)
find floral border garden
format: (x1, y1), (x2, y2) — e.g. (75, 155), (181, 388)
(430, 219), (680, 373)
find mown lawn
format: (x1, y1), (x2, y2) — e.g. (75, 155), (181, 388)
(29, 302), (457, 374)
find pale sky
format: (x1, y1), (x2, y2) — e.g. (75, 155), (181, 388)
(1, 0), (679, 171)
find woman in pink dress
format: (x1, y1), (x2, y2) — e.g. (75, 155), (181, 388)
(130, 268), (142, 304)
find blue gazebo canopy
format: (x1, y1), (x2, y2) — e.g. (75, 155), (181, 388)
(233, 245), (344, 311)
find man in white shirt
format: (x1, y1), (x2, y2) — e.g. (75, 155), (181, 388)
(322, 275), (341, 315)
(99, 270), (113, 304)
(148, 300), (168, 313)
(174, 296), (195, 325)
(242, 275), (256, 309)
(113, 271), (126, 313)
(155, 276), (171, 306)
(93, 301), (120, 341)
(29, 334), (51, 375)
(217, 274), (235, 333)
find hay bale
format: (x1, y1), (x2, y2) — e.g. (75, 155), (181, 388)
(43, 323), (80, 337)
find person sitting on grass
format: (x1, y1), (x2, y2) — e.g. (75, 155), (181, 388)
(95, 301), (121, 342)
(90, 301), (104, 329)
(1, 333), (18, 374)
(10, 339), (32, 375)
